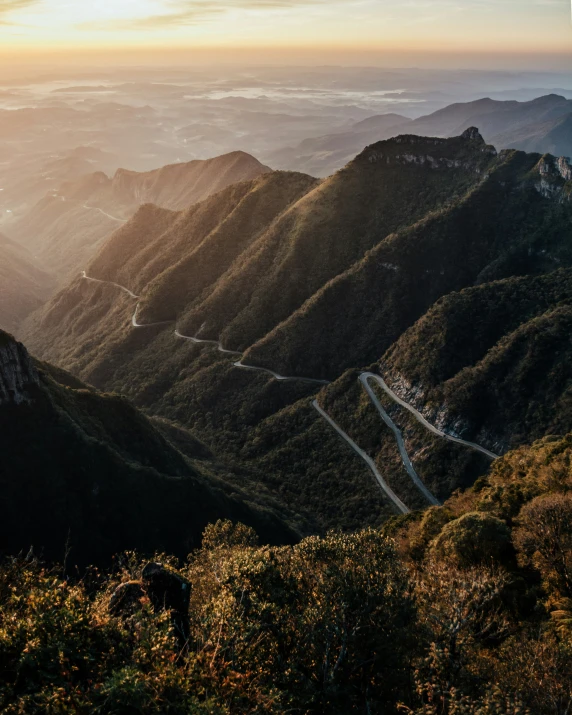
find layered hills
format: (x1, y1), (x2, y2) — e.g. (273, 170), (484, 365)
(0, 330), (298, 565)
(268, 94), (572, 177)
(0, 233), (54, 334)
(22, 129), (572, 531)
(9, 151), (271, 282)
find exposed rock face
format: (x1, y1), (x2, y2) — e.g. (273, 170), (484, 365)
(380, 369), (507, 456)
(461, 126), (485, 142)
(367, 128), (496, 173)
(535, 155), (572, 200)
(0, 334), (40, 405)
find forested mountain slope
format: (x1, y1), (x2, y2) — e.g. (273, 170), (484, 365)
(22, 129), (572, 531)
(9, 151), (271, 282)
(0, 330), (298, 565)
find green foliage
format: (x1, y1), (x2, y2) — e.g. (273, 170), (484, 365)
(429, 512), (514, 568)
(0, 528), (415, 714)
(514, 493), (572, 598)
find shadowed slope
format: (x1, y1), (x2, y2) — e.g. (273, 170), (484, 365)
(0, 330), (299, 565)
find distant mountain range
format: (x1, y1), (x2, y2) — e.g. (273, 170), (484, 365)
(9, 151), (271, 283)
(22, 128), (572, 531)
(265, 94), (572, 176)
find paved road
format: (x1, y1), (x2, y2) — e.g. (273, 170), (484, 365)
(82, 271), (139, 299)
(82, 204), (127, 223)
(175, 329), (242, 355)
(233, 359), (330, 385)
(312, 399), (410, 514)
(364, 371), (499, 460)
(360, 373), (440, 506)
(81, 271), (495, 514)
(131, 304), (174, 329)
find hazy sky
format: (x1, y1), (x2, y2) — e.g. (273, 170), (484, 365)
(0, 0), (570, 62)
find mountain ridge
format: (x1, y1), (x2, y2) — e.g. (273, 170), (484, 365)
(20, 129), (572, 531)
(9, 150), (272, 282)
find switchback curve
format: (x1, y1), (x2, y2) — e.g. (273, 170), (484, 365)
(80, 271), (496, 511)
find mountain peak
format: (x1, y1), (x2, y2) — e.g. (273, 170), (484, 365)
(356, 129), (496, 174)
(461, 126), (484, 142)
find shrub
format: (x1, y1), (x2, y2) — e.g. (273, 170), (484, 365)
(429, 512), (514, 568)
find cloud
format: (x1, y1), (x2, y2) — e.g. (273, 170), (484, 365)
(78, 0), (333, 31)
(0, 0), (38, 19)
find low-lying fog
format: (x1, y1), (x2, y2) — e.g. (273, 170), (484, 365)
(1, 64), (571, 226)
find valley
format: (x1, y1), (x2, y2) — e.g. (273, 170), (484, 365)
(1, 52), (571, 714)
(18, 126), (572, 532)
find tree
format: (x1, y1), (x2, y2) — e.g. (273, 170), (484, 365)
(513, 493), (572, 599)
(430, 512), (514, 568)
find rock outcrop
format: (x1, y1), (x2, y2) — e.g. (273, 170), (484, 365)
(0, 333), (39, 405)
(535, 154), (572, 200)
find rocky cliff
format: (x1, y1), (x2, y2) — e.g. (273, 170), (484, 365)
(0, 333), (39, 405)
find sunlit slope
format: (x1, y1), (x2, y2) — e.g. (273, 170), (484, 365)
(11, 151), (271, 281)
(135, 130), (496, 349)
(0, 233), (54, 334)
(245, 147), (572, 379)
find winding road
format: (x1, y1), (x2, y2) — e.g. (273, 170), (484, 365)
(360, 373), (440, 505)
(82, 204), (127, 223)
(365, 372), (499, 460)
(312, 400), (409, 514)
(82, 271), (139, 299)
(81, 271), (496, 513)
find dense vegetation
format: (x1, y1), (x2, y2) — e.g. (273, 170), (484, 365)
(20, 131), (572, 530)
(1, 433), (570, 713)
(382, 269), (572, 452)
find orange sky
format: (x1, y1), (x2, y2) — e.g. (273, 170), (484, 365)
(0, 0), (570, 67)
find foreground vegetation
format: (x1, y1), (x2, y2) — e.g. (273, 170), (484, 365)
(1, 434), (570, 714)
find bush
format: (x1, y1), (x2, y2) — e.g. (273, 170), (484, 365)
(429, 512), (514, 568)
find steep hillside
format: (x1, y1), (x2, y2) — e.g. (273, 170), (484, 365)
(245, 147), (572, 380)
(381, 269), (572, 451)
(0, 330), (298, 565)
(0, 233), (54, 334)
(21, 131), (572, 530)
(159, 130), (496, 349)
(10, 151), (272, 281)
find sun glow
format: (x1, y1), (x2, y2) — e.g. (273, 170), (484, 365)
(0, 0), (570, 64)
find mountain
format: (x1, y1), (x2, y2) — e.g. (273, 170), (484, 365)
(9, 151), (272, 282)
(269, 94), (572, 177)
(0, 330), (298, 565)
(0, 233), (54, 334)
(21, 130), (572, 531)
(381, 269), (572, 449)
(265, 113), (411, 177)
(493, 112), (572, 158)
